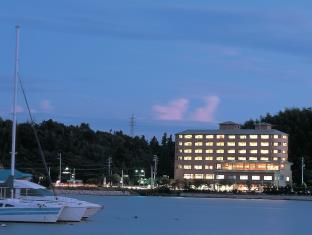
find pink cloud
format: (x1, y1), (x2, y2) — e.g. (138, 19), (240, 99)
(153, 98), (189, 121)
(191, 96), (220, 122)
(40, 99), (54, 112)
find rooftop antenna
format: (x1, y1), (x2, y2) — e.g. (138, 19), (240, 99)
(129, 114), (136, 137)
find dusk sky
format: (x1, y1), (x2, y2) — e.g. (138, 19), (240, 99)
(0, 1), (312, 139)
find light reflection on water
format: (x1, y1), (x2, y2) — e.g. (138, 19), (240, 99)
(1, 195), (311, 235)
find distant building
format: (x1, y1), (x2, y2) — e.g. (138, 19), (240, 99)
(174, 122), (292, 190)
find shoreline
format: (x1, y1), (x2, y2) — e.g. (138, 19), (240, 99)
(56, 188), (312, 201)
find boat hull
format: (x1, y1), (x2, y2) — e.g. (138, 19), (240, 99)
(0, 207), (63, 223)
(58, 206), (86, 222)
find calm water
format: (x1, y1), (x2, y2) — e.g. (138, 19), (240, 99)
(2, 195), (311, 235)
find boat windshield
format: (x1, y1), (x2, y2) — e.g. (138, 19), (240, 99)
(20, 188), (54, 196)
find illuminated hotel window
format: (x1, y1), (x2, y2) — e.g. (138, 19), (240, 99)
(205, 156), (213, 161)
(217, 135), (225, 139)
(273, 157), (278, 161)
(227, 142), (236, 146)
(183, 174), (193, 179)
(228, 149), (236, 154)
(183, 165), (192, 169)
(178, 156), (183, 160)
(184, 142), (192, 146)
(195, 149), (202, 153)
(206, 149), (214, 154)
(178, 135), (183, 138)
(195, 142), (203, 146)
(179, 149), (183, 153)
(273, 135), (279, 139)
(273, 142), (279, 146)
(240, 135), (247, 139)
(205, 165), (213, 169)
(184, 149), (192, 153)
(216, 149), (224, 154)
(260, 157), (269, 161)
(249, 157), (257, 161)
(238, 142), (246, 146)
(240, 175), (248, 180)
(216, 164), (221, 169)
(205, 174), (214, 179)
(195, 135), (203, 139)
(249, 135), (258, 139)
(206, 135), (214, 139)
(252, 175), (260, 181)
(238, 157), (246, 161)
(280, 164), (285, 169)
(228, 135), (236, 139)
(206, 142), (214, 146)
(239, 149), (246, 154)
(267, 164), (279, 170)
(216, 175), (224, 179)
(184, 156), (192, 160)
(261, 142), (269, 147)
(261, 135), (269, 139)
(195, 174), (204, 179)
(273, 150), (278, 154)
(216, 157), (224, 161)
(177, 164), (182, 169)
(184, 135), (192, 139)
(282, 142), (287, 146)
(261, 149), (269, 154)
(195, 156), (202, 160)
(250, 142), (258, 147)
(282, 135), (287, 139)
(227, 157), (235, 161)
(178, 142), (183, 146)
(194, 165), (202, 170)
(282, 150), (287, 154)
(281, 157), (286, 161)
(264, 176), (273, 181)
(250, 150), (258, 154)
(216, 142), (224, 146)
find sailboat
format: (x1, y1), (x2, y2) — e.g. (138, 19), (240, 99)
(0, 26), (102, 222)
(0, 26), (65, 223)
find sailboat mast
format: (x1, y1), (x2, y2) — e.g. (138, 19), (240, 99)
(11, 25), (20, 177)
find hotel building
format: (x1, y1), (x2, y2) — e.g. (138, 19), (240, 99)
(175, 122), (292, 188)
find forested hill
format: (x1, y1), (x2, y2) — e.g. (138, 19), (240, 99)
(0, 118), (175, 183)
(242, 108), (312, 184)
(1, 107), (312, 185)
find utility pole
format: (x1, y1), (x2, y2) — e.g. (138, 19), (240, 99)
(108, 157), (112, 176)
(129, 114), (136, 137)
(150, 165), (154, 189)
(301, 156), (305, 186)
(153, 155), (158, 186)
(58, 153), (62, 183)
(153, 155), (158, 179)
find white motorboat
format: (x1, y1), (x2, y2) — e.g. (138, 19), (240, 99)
(14, 180), (103, 221)
(0, 198), (64, 223)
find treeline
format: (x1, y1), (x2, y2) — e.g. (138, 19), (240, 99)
(242, 107), (312, 185)
(1, 107), (312, 186)
(0, 118), (175, 184)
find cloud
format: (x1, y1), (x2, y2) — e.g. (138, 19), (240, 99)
(40, 99), (54, 113)
(15, 105), (24, 113)
(191, 96), (220, 122)
(153, 98), (189, 121)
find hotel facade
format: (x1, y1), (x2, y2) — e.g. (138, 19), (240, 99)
(174, 122), (292, 189)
